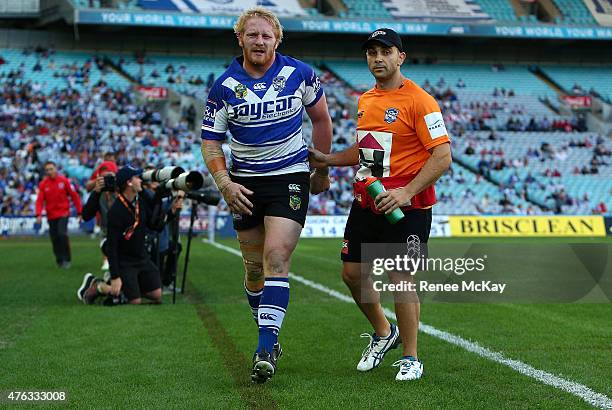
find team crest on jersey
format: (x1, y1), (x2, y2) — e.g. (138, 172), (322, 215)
(272, 76), (286, 92)
(384, 107), (399, 124)
(234, 83), (247, 99)
(289, 195), (301, 210)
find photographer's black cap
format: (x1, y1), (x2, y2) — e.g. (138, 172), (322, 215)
(362, 28), (403, 52)
(116, 165), (142, 187)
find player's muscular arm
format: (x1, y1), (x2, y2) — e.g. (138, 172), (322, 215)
(309, 142), (359, 168)
(201, 140), (254, 215)
(306, 95), (332, 155)
(376, 143), (452, 213)
(306, 95), (333, 193)
(201, 140), (232, 192)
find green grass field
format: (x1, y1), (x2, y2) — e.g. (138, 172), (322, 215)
(0, 236), (611, 409)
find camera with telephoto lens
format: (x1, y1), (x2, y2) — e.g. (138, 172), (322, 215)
(101, 174), (116, 192)
(185, 187), (221, 206)
(141, 166), (184, 183)
(163, 171), (204, 192)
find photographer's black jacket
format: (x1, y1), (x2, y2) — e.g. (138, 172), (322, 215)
(82, 190), (115, 236)
(106, 191), (165, 279)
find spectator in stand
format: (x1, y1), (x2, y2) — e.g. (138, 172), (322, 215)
(593, 202), (607, 214)
(35, 161), (83, 269)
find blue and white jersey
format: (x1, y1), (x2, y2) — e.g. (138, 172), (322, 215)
(201, 53), (323, 177)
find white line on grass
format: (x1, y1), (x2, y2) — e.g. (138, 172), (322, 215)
(206, 240), (612, 409)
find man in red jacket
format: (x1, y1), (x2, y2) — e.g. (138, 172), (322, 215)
(35, 161), (83, 268)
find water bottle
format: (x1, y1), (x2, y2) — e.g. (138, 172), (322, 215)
(364, 177), (405, 224)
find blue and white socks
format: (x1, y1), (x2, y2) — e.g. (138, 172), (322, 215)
(244, 283), (263, 324)
(256, 277), (290, 353)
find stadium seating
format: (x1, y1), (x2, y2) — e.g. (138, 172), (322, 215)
(438, 164), (544, 215)
(1, 45), (609, 217)
(552, 0), (597, 25)
(0, 48), (130, 93)
(452, 91), (568, 130)
(113, 54), (228, 100)
(452, 131), (611, 213)
(340, 0), (391, 19)
(325, 61), (554, 97)
(540, 65), (612, 102)
(472, 0), (517, 22)
(381, 0), (490, 20)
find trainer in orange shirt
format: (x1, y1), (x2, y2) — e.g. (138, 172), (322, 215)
(309, 28), (452, 382)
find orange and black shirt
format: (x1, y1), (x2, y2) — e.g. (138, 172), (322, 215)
(353, 78), (451, 210)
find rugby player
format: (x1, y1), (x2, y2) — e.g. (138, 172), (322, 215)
(200, 7), (332, 383)
(309, 28), (452, 381)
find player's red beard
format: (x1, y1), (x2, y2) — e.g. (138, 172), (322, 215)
(244, 44), (275, 67)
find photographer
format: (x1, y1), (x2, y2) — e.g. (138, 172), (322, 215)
(141, 168), (185, 291)
(103, 165), (166, 305)
(80, 161), (118, 243)
(76, 162), (119, 303)
(85, 152), (117, 193)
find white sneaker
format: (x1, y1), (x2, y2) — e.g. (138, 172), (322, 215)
(356, 323), (400, 372)
(393, 357), (424, 381)
(101, 258), (109, 271)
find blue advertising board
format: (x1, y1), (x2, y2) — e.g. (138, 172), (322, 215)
(75, 9), (612, 40)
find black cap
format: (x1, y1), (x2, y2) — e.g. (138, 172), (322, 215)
(116, 165), (142, 187)
(362, 28), (403, 52)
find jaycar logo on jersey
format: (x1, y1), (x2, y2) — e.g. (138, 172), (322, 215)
(424, 112), (448, 139)
(253, 82), (267, 91)
(229, 95), (301, 121)
(384, 107), (399, 124)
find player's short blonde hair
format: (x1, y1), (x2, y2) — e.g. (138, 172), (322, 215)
(234, 7), (284, 44)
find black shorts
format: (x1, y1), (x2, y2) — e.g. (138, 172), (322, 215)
(119, 258), (161, 301)
(341, 201), (432, 263)
(230, 172), (310, 231)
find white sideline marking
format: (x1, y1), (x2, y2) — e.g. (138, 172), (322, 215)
(206, 240), (612, 409)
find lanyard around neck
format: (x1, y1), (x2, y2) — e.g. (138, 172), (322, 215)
(117, 193), (139, 240)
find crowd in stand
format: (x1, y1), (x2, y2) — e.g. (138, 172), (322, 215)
(0, 76), (200, 216)
(0, 51), (610, 217)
